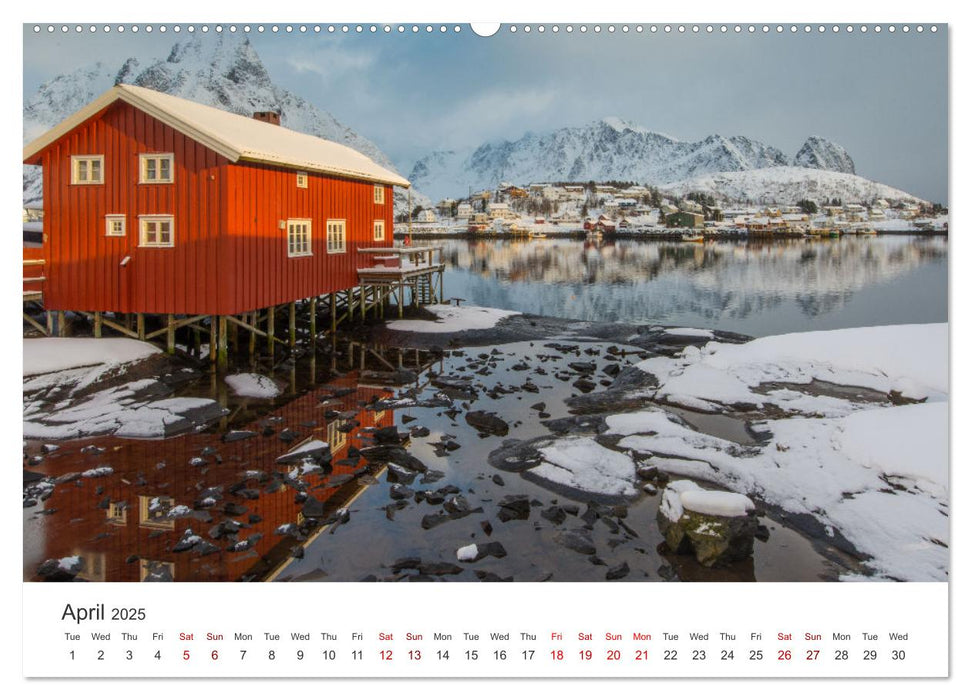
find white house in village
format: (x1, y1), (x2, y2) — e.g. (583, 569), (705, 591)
(456, 203), (474, 219)
(487, 201), (512, 219)
(416, 208), (437, 223)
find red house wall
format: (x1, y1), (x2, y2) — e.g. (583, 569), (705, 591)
(36, 101), (226, 315)
(221, 164), (394, 314)
(30, 99), (396, 316)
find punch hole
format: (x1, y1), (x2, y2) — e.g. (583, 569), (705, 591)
(470, 23), (500, 37)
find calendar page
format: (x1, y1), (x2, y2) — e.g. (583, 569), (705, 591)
(17, 0), (957, 693)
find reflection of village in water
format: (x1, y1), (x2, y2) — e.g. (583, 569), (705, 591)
(23, 345), (437, 583)
(442, 236), (948, 335)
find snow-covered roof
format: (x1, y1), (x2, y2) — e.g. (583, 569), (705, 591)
(23, 84), (410, 188)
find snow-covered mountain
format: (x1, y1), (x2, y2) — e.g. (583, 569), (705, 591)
(794, 136), (856, 174)
(408, 119), (919, 205)
(23, 35), (425, 212)
(409, 118), (794, 202)
(661, 167), (922, 205)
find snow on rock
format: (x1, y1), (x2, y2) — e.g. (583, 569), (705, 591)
(680, 490), (755, 518)
(225, 373), (283, 398)
(525, 436), (638, 500)
(23, 338), (159, 377)
(456, 544), (479, 562)
(663, 328), (715, 339)
(657, 480), (759, 567)
(24, 380), (225, 440)
(386, 305), (520, 334)
(638, 324), (948, 415)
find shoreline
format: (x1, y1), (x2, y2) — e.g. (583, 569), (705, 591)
(394, 229), (947, 241)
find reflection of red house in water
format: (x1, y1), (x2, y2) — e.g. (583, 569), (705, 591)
(24, 374), (394, 582)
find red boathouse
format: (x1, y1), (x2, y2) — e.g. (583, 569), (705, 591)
(23, 84), (444, 362)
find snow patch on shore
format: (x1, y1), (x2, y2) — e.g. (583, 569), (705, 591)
(386, 304), (520, 333)
(528, 436), (637, 499)
(639, 323), (947, 414)
(23, 338), (159, 377)
(602, 324), (948, 581)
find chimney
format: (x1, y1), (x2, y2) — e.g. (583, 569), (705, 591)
(252, 111), (281, 126)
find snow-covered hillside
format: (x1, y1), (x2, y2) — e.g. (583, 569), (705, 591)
(661, 166), (924, 205)
(23, 35), (426, 213)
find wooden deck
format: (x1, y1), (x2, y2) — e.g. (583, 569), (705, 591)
(356, 246), (446, 317)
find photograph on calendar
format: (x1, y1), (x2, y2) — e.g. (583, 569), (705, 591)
(22, 23), (948, 585)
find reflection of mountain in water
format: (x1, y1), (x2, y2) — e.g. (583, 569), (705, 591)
(441, 237), (947, 334)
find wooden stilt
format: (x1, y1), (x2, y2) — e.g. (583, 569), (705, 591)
(166, 314), (176, 354)
(57, 310), (66, 337)
(229, 317), (239, 352)
(398, 280), (404, 318)
(248, 312), (257, 357)
(194, 326), (202, 358)
(439, 269), (444, 302)
(309, 297), (317, 339)
(94, 312), (103, 338)
(136, 313), (145, 340)
(267, 306), (276, 355)
(330, 293), (337, 334)
(46, 312), (53, 337)
(288, 301), (296, 347)
(209, 316), (217, 366)
(217, 315), (228, 370)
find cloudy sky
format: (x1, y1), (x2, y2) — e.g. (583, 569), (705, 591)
(23, 24), (948, 202)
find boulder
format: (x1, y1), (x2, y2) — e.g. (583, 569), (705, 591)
(656, 480), (758, 567)
(465, 411), (509, 437)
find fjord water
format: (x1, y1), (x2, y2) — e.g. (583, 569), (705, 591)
(440, 235), (948, 336)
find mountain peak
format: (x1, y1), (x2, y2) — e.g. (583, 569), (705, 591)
(794, 135), (855, 174)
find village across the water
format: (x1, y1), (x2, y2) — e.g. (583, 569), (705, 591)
(398, 182), (948, 239)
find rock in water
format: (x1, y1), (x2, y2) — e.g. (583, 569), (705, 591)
(656, 480), (758, 567)
(465, 411), (509, 437)
(497, 495), (530, 522)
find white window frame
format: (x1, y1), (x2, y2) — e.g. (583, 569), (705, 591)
(138, 215), (175, 248)
(296, 171), (308, 189)
(287, 218), (313, 258)
(373, 184), (385, 204)
(138, 495), (175, 531)
(71, 155), (104, 185)
(105, 214), (126, 237)
(139, 153), (174, 184)
(373, 219), (385, 242)
(326, 219), (347, 254)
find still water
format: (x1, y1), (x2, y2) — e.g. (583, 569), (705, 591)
(440, 235), (948, 336)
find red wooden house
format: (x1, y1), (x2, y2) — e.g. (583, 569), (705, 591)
(23, 84), (425, 357)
